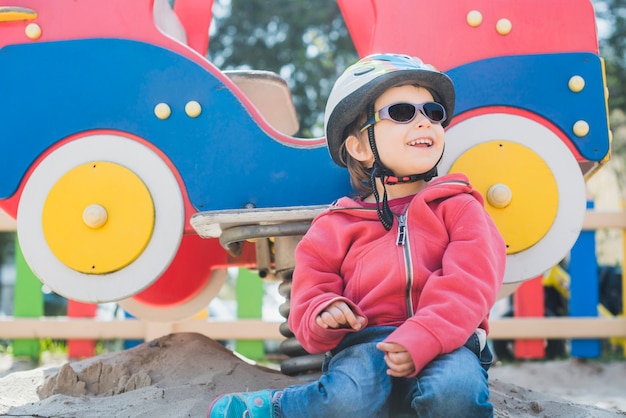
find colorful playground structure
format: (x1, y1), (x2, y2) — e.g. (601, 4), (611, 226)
(0, 0), (617, 363)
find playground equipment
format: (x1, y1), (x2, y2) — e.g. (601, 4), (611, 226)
(0, 0), (350, 321)
(0, 0), (611, 369)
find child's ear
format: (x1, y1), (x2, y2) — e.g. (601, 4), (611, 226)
(345, 134), (373, 163)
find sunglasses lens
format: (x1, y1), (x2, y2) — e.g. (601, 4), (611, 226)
(388, 103), (417, 122)
(423, 103), (445, 122)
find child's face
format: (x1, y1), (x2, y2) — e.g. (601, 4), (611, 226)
(365, 84), (445, 178)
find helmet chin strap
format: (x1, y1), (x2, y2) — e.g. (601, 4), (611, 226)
(382, 165), (439, 185)
(365, 103), (442, 230)
(368, 162), (394, 230)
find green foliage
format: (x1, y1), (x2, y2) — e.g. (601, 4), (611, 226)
(40, 339), (67, 356)
(95, 339), (125, 355)
(593, 1), (626, 201)
(595, 0), (626, 116)
(207, 0), (358, 137)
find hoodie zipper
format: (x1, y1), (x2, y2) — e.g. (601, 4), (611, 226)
(396, 213), (414, 317)
(393, 179), (469, 318)
(335, 178), (470, 317)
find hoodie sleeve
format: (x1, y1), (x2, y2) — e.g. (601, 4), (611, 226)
(384, 193), (506, 377)
(288, 211), (368, 354)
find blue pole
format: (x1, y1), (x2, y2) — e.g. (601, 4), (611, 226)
(569, 201), (601, 358)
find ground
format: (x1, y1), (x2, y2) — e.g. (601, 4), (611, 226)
(0, 333), (624, 417)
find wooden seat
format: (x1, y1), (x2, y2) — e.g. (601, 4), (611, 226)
(190, 205), (326, 239)
(225, 70), (300, 136)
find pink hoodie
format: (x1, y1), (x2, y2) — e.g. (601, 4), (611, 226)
(289, 173), (506, 377)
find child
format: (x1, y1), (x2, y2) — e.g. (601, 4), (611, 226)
(209, 53), (506, 418)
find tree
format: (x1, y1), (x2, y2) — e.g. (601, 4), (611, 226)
(592, 0), (626, 185)
(594, 0), (626, 116)
(207, 0), (358, 137)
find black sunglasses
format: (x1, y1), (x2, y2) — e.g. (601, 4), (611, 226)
(360, 102), (446, 132)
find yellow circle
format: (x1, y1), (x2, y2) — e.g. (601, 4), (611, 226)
(496, 18), (512, 35)
(154, 103), (171, 119)
(486, 184), (512, 208)
(42, 162), (155, 274)
(450, 141), (558, 254)
(25, 23), (41, 40)
(573, 120), (590, 137)
(467, 10), (483, 27)
(82, 204), (108, 229)
(568, 75), (585, 93)
(185, 100), (202, 118)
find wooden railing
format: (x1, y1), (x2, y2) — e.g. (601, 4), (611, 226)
(0, 318), (283, 341)
(0, 316), (624, 342)
(0, 209), (15, 231)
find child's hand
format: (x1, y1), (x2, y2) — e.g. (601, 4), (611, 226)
(316, 301), (367, 330)
(376, 342), (415, 377)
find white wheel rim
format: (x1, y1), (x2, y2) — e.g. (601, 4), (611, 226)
(440, 113), (586, 284)
(17, 134), (184, 302)
(118, 268), (227, 321)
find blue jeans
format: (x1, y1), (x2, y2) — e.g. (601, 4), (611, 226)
(275, 326), (492, 418)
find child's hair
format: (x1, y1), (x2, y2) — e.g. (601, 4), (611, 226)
(338, 116), (373, 197)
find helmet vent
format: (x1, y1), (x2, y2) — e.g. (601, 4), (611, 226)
(354, 66), (375, 76)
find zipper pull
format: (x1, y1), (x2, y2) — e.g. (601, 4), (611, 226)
(396, 215), (407, 246)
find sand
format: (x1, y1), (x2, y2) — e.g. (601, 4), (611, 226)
(0, 333), (624, 417)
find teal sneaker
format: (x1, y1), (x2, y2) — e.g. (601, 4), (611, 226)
(208, 389), (279, 418)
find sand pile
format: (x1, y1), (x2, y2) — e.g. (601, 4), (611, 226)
(0, 333), (623, 417)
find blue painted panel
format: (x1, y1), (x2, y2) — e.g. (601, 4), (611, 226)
(569, 201), (601, 358)
(448, 53), (610, 162)
(0, 39), (351, 210)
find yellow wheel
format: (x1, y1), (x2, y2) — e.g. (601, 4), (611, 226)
(450, 140), (559, 255)
(439, 113), (586, 284)
(17, 134), (184, 302)
(42, 161), (155, 274)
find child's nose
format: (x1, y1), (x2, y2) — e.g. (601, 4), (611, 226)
(413, 112), (432, 127)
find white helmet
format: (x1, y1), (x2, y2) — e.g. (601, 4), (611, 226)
(324, 53), (455, 167)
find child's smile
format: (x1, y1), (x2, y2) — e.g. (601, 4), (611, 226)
(407, 137), (433, 147)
